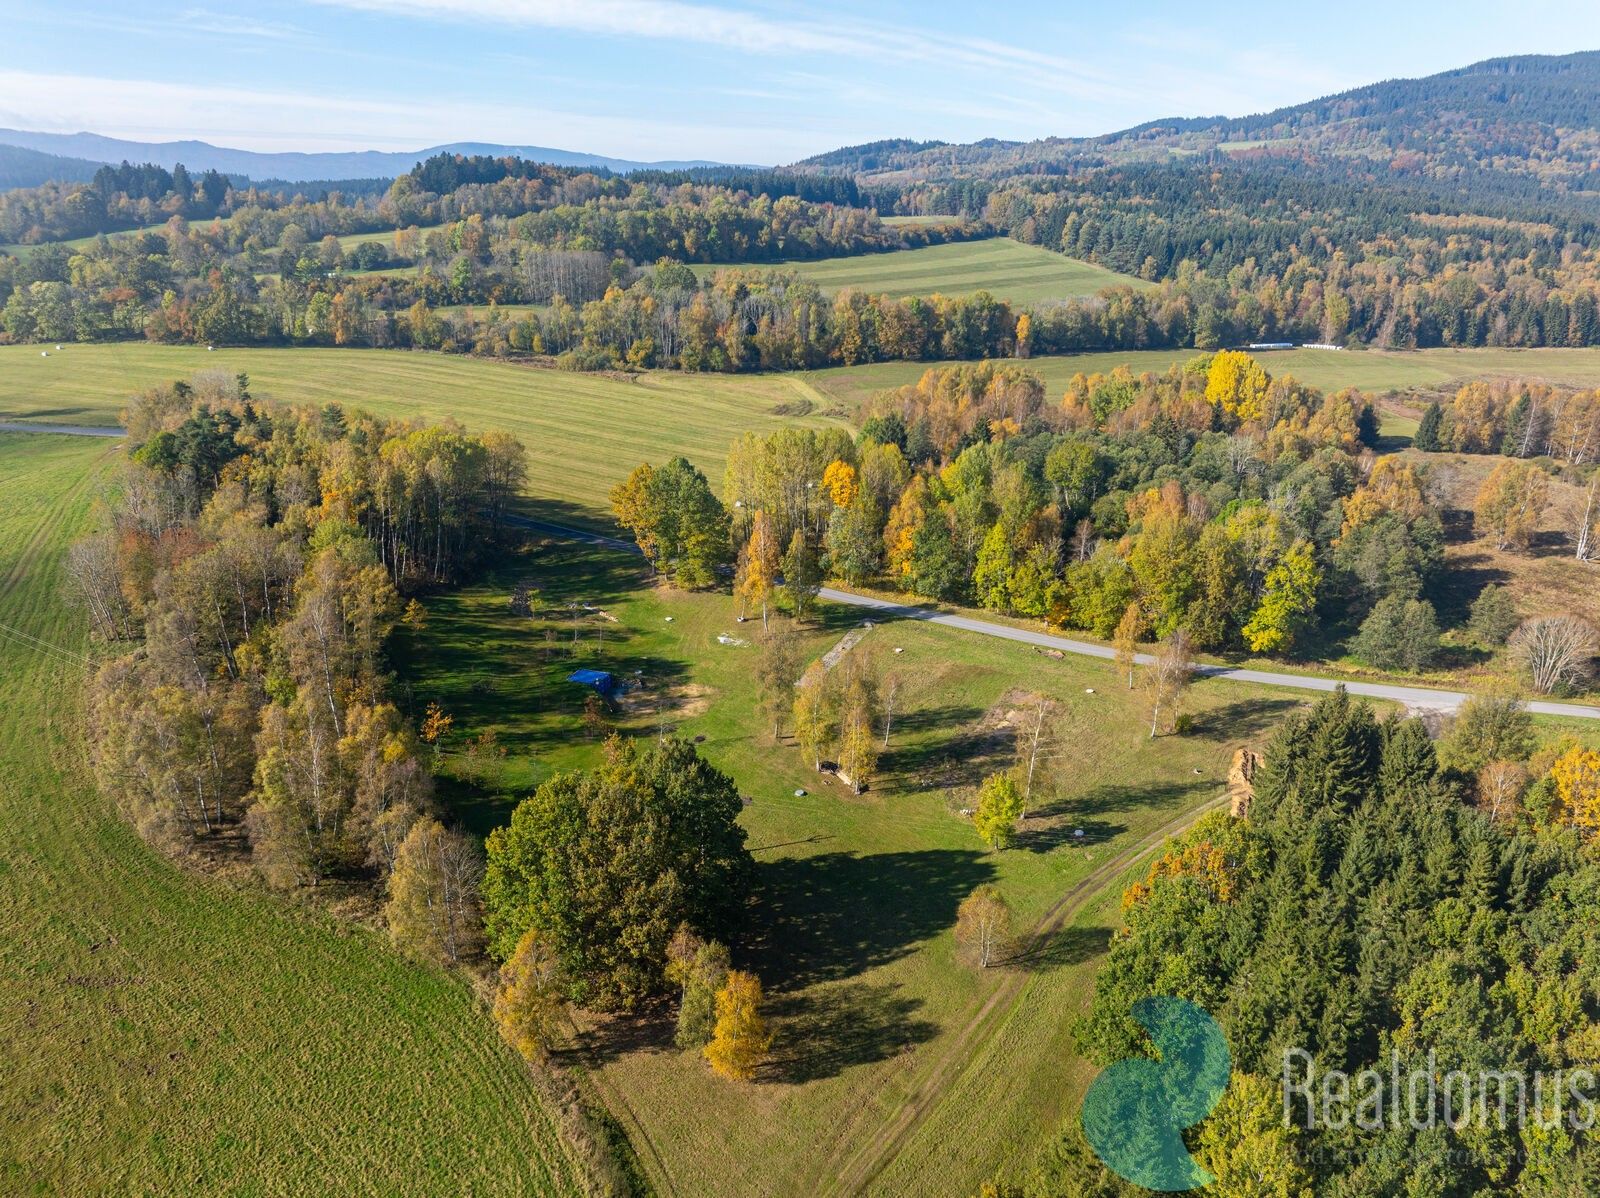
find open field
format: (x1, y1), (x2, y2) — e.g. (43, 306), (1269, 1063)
(693, 238), (1146, 306)
(13, 341), (1600, 529)
(0, 434), (591, 1196)
(0, 344), (844, 520)
(402, 525), (1304, 1197)
(878, 215), (970, 228)
(807, 347), (1600, 409)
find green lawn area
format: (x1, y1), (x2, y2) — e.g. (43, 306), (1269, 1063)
(0, 343), (845, 522)
(692, 238), (1147, 306)
(402, 528), (1302, 1197)
(0, 433), (593, 1195)
(806, 346), (1600, 409)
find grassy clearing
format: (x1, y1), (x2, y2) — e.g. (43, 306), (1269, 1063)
(1416, 448), (1600, 634)
(0, 343), (844, 521)
(807, 347), (1600, 410)
(402, 526), (1301, 1197)
(878, 215), (969, 228)
(692, 238), (1147, 306)
(0, 434), (591, 1196)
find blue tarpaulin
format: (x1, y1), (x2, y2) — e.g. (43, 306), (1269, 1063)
(567, 669), (617, 698)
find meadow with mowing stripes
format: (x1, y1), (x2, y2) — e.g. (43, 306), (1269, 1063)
(692, 237), (1146, 306)
(15, 343), (1600, 526)
(0, 343), (845, 519)
(0, 433), (600, 1197)
(401, 527), (1302, 1197)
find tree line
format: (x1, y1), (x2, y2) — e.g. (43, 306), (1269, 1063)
(74, 374), (523, 905)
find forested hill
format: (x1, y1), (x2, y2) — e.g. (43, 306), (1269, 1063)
(794, 50), (1600, 188)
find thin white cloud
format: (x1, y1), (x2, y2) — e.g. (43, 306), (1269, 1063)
(309, 0), (865, 55)
(0, 69), (822, 161)
(179, 9), (306, 41)
(307, 0), (1145, 107)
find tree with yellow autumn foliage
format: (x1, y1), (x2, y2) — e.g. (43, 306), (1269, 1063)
(1205, 350), (1271, 424)
(735, 509), (781, 627)
(492, 926), (566, 1065)
(703, 970), (771, 1082)
(822, 459), (859, 509)
(1474, 460), (1549, 552)
(1550, 744), (1600, 838)
(1338, 455), (1427, 541)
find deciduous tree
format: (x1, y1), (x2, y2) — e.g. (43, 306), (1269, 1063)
(666, 928), (730, 1050)
(481, 736), (751, 1008)
(974, 772), (1025, 850)
(955, 884), (1012, 968)
(385, 816), (484, 964)
(1509, 615), (1599, 694)
(492, 927), (566, 1065)
(703, 970), (771, 1082)
(1143, 628), (1193, 738)
(1474, 460), (1549, 552)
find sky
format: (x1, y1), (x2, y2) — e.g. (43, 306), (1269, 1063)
(0, 0), (1594, 164)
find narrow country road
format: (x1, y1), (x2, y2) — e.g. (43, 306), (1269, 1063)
(816, 587), (1600, 720)
(508, 514), (1600, 722)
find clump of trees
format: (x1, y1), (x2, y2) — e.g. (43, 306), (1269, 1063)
(722, 356), (1391, 663)
(75, 375), (518, 910)
(481, 735), (753, 1009)
(1036, 687), (1600, 1195)
(610, 455), (731, 587)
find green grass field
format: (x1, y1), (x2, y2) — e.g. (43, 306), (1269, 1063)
(692, 238), (1147, 306)
(0, 434), (594, 1196)
(0, 343), (844, 521)
(14, 341), (1600, 525)
(807, 346), (1600, 409)
(401, 529), (1300, 1197)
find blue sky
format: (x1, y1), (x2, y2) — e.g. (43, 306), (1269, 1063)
(0, 0), (1593, 163)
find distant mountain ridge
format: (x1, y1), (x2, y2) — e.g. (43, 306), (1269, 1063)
(792, 50), (1600, 188)
(0, 144), (106, 190)
(0, 129), (737, 184)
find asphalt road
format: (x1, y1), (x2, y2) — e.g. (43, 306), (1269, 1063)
(507, 513), (1600, 722)
(815, 587), (1600, 720)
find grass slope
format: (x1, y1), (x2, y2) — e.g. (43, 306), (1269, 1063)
(403, 529), (1300, 1197)
(0, 344), (844, 520)
(0, 433), (591, 1196)
(693, 238), (1147, 306)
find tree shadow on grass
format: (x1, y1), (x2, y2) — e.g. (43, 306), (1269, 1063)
(748, 849), (996, 989)
(1015, 816), (1127, 854)
(1185, 697), (1300, 740)
(1008, 925), (1115, 973)
(878, 714), (1010, 795)
(1427, 550), (1509, 628)
(569, 1005), (677, 1068)
(763, 981), (938, 1083)
(1032, 778), (1214, 825)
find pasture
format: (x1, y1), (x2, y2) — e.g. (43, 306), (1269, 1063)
(693, 238), (1146, 306)
(0, 343), (845, 521)
(13, 341), (1600, 526)
(0, 433), (593, 1196)
(402, 527), (1299, 1197)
